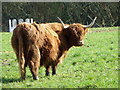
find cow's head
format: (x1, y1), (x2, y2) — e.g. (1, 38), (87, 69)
(58, 17), (97, 46)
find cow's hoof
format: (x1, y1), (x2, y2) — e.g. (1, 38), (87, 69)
(46, 74), (50, 76)
(33, 76), (39, 80)
(46, 72), (50, 76)
(52, 73), (57, 76)
(21, 76), (26, 80)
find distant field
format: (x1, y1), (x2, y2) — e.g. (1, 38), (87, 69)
(1, 27), (118, 88)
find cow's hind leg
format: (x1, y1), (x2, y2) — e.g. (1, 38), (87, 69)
(28, 45), (40, 80)
(17, 37), (26, 80)
(19, 60), (26, 80)
(18, 46), (26, 80)
(11, 36), (25, 78)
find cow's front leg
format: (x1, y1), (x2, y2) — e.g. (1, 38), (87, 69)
(45, 65), (50, 76)
(52, 65), (57, 75)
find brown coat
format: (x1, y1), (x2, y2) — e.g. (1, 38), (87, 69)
(11, 22), (88, 80)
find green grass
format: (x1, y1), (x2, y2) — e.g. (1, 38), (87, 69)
(1, 27), (118, 88)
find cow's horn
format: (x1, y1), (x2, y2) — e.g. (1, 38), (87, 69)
(57, 17), (69, 29)
(83, 17), (97, 28)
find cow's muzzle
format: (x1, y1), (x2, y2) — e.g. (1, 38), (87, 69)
(77, 40), (84, 46)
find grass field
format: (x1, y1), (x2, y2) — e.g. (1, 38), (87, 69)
(1, 27), (118, 88)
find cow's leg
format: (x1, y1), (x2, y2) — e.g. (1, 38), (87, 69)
(28, 45), (40, 80)
(19, 61), (26, 80)
(29, 61), (39, 80)
(45, 65), (51, 76)
(12, 37), (25, 79)
(18, 49), (26, 80)
(12, 43), (26, 80)
(19, 63), (26, 80)
(17, 37), (26, 80)
(15, 48), (26, 80)
(52, 65), (57, 75)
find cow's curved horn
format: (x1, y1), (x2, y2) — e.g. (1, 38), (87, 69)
(83, 17), (97, 28)
(57, 17), (69, 29)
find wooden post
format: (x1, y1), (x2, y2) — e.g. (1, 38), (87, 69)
(25, 18), (30, 23)
(9, 18), (34, 32)
(10, 19), (17, 32)
(18, 19), (24, 24)
(31, 18), (33, 23)
(9, 19), (12, 32)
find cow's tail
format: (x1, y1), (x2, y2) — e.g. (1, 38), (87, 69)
(18, 31), (26, 80)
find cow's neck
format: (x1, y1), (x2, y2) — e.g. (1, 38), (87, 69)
(58, 30), (73, 51)
(56, 30), (73, 61)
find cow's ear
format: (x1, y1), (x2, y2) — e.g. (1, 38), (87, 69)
(84, 28), (88, 33)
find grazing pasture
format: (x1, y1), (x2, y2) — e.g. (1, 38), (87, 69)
(1, 27), (118, 88)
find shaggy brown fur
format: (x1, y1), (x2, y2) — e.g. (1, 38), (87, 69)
(11, 22), (88, 80)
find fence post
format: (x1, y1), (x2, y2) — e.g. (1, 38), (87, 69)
(25, 18), (30, 23)
(9, 18), (34, 32)
(18, 19), (24, 24)
(9, 19), (12, 32)
(31, 18), (33, 23)
(10, 19), (17, 32)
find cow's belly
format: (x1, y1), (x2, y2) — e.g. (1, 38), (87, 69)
(40, 46), (59, 66)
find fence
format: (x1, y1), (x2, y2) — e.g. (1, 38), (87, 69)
(9, 18), (33, 32)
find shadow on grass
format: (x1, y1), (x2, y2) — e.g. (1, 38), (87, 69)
(82, 84), (98, 88)
(2, 77), (23, 84)
(2, 75), (49, 84)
